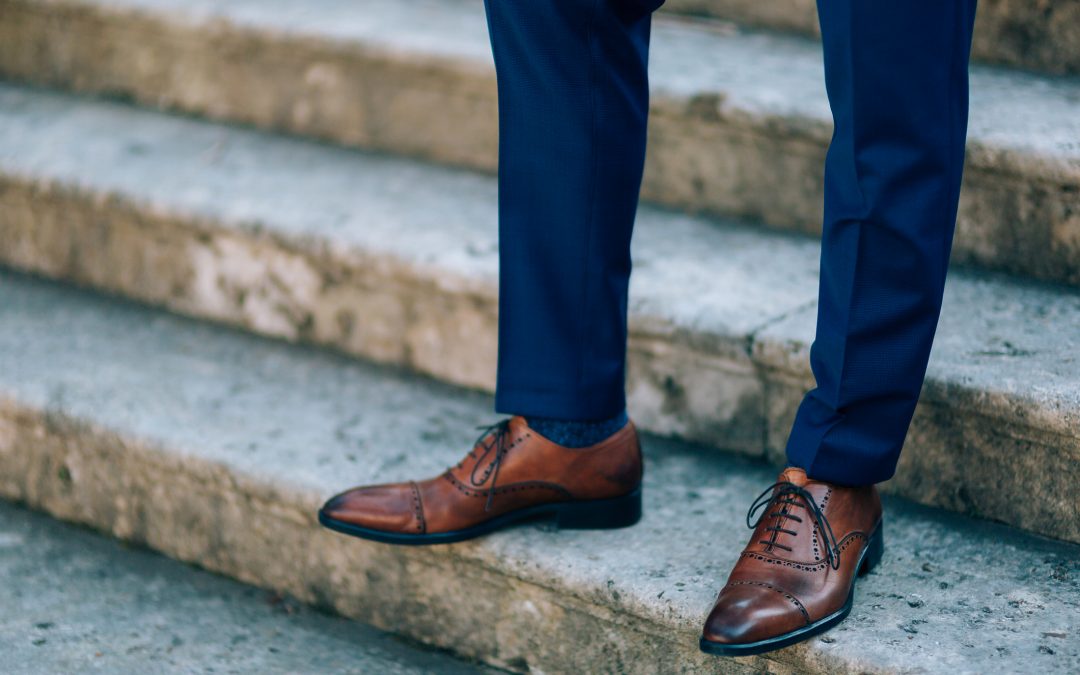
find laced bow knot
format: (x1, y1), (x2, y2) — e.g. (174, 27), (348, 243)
(463, 419), (515, 512)
(746, 481), (842, 570)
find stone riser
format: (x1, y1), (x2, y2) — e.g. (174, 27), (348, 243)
(663, 0), (1080, 75)
(0, 0), (1078, 287)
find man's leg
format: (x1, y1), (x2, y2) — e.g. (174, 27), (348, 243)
(785, 0), (979, 486)
(487, 0), (654, 424)
(319, 0), (662, 545)
(702, 0), (977, 655)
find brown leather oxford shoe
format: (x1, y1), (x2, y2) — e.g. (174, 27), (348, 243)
(319, 415), (643, 545)
(700, 467), (883, 656)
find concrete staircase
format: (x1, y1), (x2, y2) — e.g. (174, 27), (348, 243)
(0, 272), (1076, 674)
(0, 0), (1077, 673)
(2, 84), (1078, 544)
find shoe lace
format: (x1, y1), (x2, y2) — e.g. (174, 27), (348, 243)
(460, 418), (513, 513)
(746, 481), (841, 570)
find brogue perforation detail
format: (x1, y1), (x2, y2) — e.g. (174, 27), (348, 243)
(724, 580), (811, 624)
(742, 531), (869, 572)
(442, 471), (572, 500)
(409, 481), (426, 534)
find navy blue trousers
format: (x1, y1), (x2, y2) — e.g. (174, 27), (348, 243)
(484, 0), (977, 486)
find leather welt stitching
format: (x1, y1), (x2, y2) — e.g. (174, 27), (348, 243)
(743, 531), (869, 571)
(410, 481), (426, 534)
(724, 580), (811, 624)
(442, 472), (573, 499)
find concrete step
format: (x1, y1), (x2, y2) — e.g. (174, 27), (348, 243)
(0, 271), (1077, 674)
(1, 0), (1078, 287)
(0, 502), (494, 675)
(0, 85), (1078, 544)
(662, 0), (1080, 75)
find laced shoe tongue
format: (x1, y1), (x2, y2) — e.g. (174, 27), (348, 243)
(778, 467), (808, 487)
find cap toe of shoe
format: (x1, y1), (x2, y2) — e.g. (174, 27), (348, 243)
(702, 582), (809, 646)
(320, 483), (422, 534)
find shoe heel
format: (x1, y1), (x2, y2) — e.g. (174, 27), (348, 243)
(555, 487), (642, 530)
(859, 522), (885, 576)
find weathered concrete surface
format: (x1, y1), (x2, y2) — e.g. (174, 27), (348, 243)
(0, 87), (1078, 542)
(0, 273), (1076, 675)
(0, 503), (494, 675)
(1, 0), (1078, 286)
(662, 0), (1080, 75)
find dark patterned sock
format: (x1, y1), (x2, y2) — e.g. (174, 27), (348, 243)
(526, 409), (629, 448)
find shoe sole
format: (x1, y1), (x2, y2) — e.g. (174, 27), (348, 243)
(699, 520), (885, 657)
(318, 487), (643, 546)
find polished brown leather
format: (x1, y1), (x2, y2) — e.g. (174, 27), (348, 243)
(702, 467), (882, 648)
(321, 415), (642, 535)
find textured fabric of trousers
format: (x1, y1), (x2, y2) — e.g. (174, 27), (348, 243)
(485, 0), (655, 420)
(784, 0), (978, 485)
(485, 0), (977, 485)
